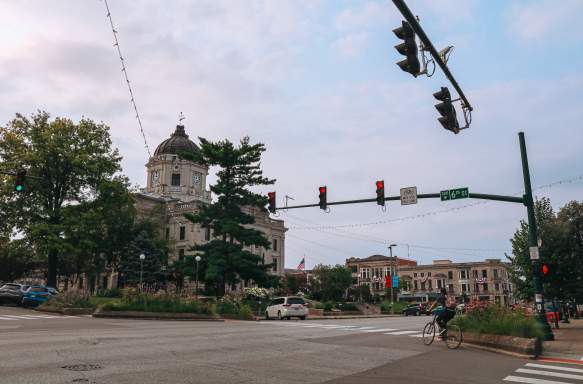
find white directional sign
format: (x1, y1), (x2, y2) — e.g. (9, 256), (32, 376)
(400, 187), (418, 205)
(529, 246), (540, 260)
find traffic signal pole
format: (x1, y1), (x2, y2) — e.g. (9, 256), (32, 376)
(274, 132), (553, 340)
(519, 132), (554, 341)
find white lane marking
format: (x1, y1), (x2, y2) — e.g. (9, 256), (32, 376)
(504, 375), (571, 384)
(19, 315), (58, 318)
(360, 328), (398, 333)
(384, 330), (419, 335)
(515, 368), (583, 381)
(1, 315), (39, 319)
(408, 333), (424, 338)
(526, 363), (583, 374)
(0, 316), (18, 321)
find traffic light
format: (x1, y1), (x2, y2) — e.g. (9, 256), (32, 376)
(393, 20), (420, 77)
(267, 192), (276, 213)
(14, 169), (26, 192)
(433, 86), (460, 134)
(318, 186), (327, 210)
(376, 180), (385, 206)
(541, 263), (550, 277)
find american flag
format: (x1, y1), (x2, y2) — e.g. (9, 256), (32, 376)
(297, 257), (305, 271)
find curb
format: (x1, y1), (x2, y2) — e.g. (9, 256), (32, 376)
(93, 311), (224, 322)
(462, 332), (541, 358)
(463, 341), (536, 360)
(538, 356), (583, 365)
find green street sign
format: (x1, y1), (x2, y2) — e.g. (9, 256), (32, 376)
(440, 187), (469, 201)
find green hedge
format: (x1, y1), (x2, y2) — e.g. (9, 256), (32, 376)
(101, 293), (213, 314)
(451, 305), (544, 339)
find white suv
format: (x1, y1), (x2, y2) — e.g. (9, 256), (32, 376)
(265, 296), (308, 320)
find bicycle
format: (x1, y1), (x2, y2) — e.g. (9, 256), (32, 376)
(422, 312), (462, 349)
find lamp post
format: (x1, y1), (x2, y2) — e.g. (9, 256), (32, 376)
(388, 243), (398, 314)
(195, 255), (201, 300)
(139, 253), (145, 291)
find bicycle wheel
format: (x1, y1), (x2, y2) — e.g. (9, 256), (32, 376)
(445, 324), (462, 349)
(422, 321), (436, 346)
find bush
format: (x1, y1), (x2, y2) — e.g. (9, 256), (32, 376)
(238, 304), (254, 320)
(95, 288), (122, 298)
(101, 292), (213, 314)
(451, 302), (544, 339)
(323, 302), (333, 311)
(380, 301), (407, 314)
(336, 302), (358, 311)
(315, 302), (324, 310)
(40, 290), (94, 310)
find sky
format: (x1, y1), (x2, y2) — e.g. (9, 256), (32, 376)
(1, 0), (582, 269)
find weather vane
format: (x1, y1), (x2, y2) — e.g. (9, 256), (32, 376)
(178, 112), (185, 124)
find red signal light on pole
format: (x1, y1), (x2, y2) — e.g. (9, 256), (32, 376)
(318, 186), (327, 210)
(376, 180), (385, 206)
(541, 264), (550, 277)
(267, 192), (276, 213)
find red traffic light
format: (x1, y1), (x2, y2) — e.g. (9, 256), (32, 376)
(318, 186), (327, 210)
(542, 264), (550, 276)
(376, 180), (385, 206)
(267, 192), (276, 213)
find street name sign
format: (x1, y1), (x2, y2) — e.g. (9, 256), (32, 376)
(400, 186), (418, 205)
(440, 187), (469, 201)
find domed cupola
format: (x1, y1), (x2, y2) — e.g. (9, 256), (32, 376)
(154, 125), (199, 156)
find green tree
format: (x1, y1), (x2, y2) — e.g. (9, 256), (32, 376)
(507, 197), (583, 301)
(0, 112), (121, 287)
(180, 137), (276, 296)
(310, 264), (352, 302)
(0, 238), (41, 282)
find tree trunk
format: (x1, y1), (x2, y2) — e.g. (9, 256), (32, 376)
(47, 248), (58, 288)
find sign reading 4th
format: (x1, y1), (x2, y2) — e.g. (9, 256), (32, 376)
(440, 187), (469, 201)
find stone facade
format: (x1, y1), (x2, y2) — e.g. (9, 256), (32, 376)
(345, 255), (418, 295)
(135, 124), (287, 287)
(398, 259), (513, 305)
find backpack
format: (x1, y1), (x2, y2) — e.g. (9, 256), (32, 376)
(446, 296), (457, 309)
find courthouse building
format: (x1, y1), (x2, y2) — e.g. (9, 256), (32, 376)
(133, 124), (287, 289)
(398, 259), (513, 305)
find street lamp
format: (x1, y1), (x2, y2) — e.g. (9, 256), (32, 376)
(139, 253), (145, 291)
(388, 244), (398, 314)
(195, 255), (201, 300)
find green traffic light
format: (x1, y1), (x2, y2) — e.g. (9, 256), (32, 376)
(15, 185), (23, 192)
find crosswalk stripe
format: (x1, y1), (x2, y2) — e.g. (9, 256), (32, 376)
(384, 330), (419, 335)
(408, 333), (424, 338)
(526, 363), (583, 374)
(360, 328), (398, 333)
(515, 368), (583, 381)
(504, 375), (572, 384)
(1, 315), (40, 319)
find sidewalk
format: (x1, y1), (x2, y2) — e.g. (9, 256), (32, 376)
(542, 318), (583, 361)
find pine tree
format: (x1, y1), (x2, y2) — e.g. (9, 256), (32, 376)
(181, 137), (277, 296)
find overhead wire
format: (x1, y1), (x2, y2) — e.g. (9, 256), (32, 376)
(103, 0), (152, 158)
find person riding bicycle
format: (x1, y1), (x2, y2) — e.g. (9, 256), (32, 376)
(428, 288), (456, 337)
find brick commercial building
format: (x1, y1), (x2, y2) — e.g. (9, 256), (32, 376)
(346, 255), (417, 296)
(398, 259), (513, 305)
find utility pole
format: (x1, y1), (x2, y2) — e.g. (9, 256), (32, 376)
(519, 132), (554, 341)
(139, 253), (145, 291)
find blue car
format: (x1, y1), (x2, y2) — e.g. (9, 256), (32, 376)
(21, 286), (58, 307)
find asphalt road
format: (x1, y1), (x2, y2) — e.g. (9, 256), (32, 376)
(1, 305), (579, 384)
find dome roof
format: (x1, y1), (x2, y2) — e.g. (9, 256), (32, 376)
(154, 125), (199, 156)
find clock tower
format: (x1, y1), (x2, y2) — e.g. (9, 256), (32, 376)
(145, 124), (211, 203)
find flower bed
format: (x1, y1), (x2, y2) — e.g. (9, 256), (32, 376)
(100, 292), (213, 315)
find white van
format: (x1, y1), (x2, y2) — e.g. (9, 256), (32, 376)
(265, 296), (308, 320)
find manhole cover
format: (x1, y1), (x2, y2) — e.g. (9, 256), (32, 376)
(62, 364), (102, 372)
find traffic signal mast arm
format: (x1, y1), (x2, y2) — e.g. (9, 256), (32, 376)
(391, 0), (473, 113)
(276, 192), (525, 211)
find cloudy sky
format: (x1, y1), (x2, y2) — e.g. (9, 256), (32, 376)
(1, 0), (582, 268)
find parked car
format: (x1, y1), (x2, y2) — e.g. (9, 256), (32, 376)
(265, 296), (308, 320)
(402, 304), (423, 316)
(0, 283), (31, 305)
(21, 285), (58, 307)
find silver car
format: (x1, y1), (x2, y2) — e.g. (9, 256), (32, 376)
(265, 296), (308, 320)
